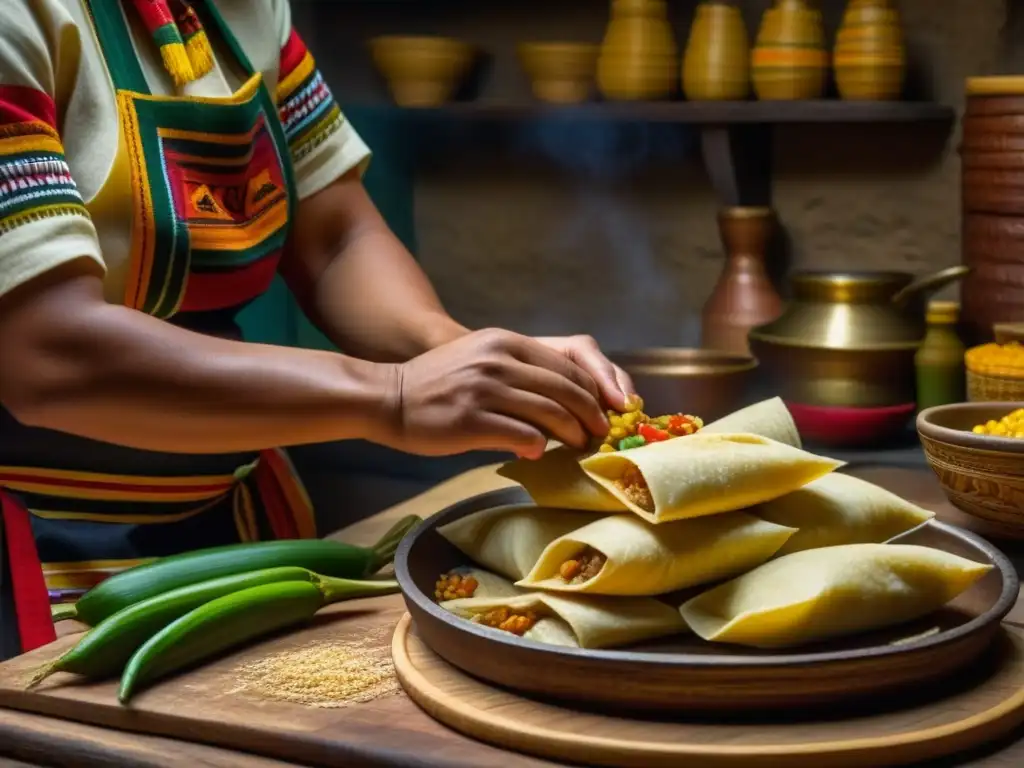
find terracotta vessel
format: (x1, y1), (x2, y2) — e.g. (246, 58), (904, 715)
(701, 207), (783, 356)
(960, 76), (1024, 343)
(751, 0), (827, 100)
(519, 43), (600, 104)
(833, 0), (906, 100)
(597, 0), (678, 101)
(682, 1), (750, 101)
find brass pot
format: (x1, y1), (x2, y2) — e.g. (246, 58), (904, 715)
(748, 266), (969, 408)
(609, 348), (758, 422)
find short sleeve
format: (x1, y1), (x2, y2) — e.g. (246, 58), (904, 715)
(0, 1), (104, 300)
(270, 1), (371, 200)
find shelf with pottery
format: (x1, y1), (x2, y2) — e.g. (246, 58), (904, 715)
(367, 0), (951, 206)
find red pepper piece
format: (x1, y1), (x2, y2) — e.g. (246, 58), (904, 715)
(637, 423), (671, 443)
(667, 414), (696, 435)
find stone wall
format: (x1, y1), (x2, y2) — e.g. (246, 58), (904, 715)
(298, 0), (1012, 351)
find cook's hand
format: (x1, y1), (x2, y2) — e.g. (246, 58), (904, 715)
(383, 329), (609, 459)
(534, 335), (636, 410)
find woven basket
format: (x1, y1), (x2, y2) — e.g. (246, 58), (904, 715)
(967, 368), (1024, 401)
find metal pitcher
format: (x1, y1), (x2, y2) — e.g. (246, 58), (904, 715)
(748, 266), (969, 407)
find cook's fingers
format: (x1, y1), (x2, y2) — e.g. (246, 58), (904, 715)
(462, 412), (547, 460)
(503, 361), (608, 438)
(497, 333), (602, 404)
(563, 337), (633, 409)
(483, 386), (590, 450)
(613, 364), (637, 402)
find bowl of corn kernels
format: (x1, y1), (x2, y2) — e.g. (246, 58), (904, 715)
(918, 402), (1024, 537)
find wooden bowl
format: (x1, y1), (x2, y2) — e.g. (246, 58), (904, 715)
(395, 487), (1017, 714)
(608, 348), (758, 423)
(369, 36), (475, 107)
(918, 402), (1024, 537)
(518, 42), (599, 104)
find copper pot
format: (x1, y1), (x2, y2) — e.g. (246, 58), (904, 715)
(748, 266), (968, 408)
(609, 348), (758, 422)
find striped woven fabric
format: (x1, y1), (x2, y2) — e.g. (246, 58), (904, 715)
(0, 85), (90, 237)
(276, 28), (345, 163)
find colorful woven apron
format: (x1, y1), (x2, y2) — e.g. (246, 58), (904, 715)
(0, 1), (316, 656)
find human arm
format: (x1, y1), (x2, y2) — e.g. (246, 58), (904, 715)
(0, 263), (607, 457)
(279, 168), (469, 363)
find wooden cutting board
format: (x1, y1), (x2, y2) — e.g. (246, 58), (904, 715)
(0, 596), (556, 768)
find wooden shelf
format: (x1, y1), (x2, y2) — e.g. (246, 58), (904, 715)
(345, 99), (955, 209)
(348, 99), (955, 125)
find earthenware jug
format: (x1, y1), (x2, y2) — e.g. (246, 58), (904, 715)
(597, 0), (678, 100)
(833, 0), (905, 100)
(701, 207), (783, 355)
(682, 0), (750, 101)
(751, 0), (827, 100)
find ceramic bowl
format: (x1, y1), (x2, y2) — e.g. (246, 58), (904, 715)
(608, 348), (758, 423)
(369, 36), (475, 107)
(918, 402), (1024, 537)
(787, 401), (915, 448)
(518, 42), (599, 104)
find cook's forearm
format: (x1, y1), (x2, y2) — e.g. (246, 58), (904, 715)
(4, 300), (395, 454)
(304, 226), (469, 361)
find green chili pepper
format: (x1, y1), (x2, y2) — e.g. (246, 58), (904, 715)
(29, 567), (395, 688)
(117, 576), (400, 703)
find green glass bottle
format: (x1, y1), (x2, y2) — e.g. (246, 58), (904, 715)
(915, 300), (966, 411)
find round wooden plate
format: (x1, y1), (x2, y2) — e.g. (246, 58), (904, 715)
(395, 487), (1019, 714)
(392, 615), (1024, 768)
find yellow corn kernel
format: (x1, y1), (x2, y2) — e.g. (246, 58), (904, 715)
(609, 426), (627, 440)
(598, 443), (615, 453)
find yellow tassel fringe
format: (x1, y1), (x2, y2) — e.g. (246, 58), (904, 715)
(185, 30), (215, 80)
(160, 42), (195, 88)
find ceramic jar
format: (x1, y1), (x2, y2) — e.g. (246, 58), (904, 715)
(682, 1), (750, 101)
(597, 0), (678, 100)
(751, 0), (827, 100)
(833, 0), (906, 100)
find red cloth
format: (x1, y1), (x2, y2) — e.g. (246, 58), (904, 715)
(0, 491), (56, 653)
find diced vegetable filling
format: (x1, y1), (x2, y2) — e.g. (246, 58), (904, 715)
(559, 546), (607, 584)
(597, 395), (703, 453)
(972, 407), (1024, 438)
(614, 464), (655, 511)
(434, 571), (479, 601)
(472, 607), (539, 635)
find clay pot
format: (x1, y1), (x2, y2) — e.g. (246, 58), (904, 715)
(682, 1), (750, 101)
(519, 43), (599, 104)
(751, 0), (827, 101)
(597, 0), (678, 101)
(833, 0), (905, 100)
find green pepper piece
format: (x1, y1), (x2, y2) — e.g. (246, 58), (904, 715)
(618, 435), (647, 451)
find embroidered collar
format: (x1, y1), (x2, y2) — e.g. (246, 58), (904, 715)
(126, 0), (215, 86)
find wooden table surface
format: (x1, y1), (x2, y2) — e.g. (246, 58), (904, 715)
(3, 460), (1024, 768)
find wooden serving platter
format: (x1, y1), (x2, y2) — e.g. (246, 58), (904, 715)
(393, 615), (1024, 768)
(395, 487), (1019, 714)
